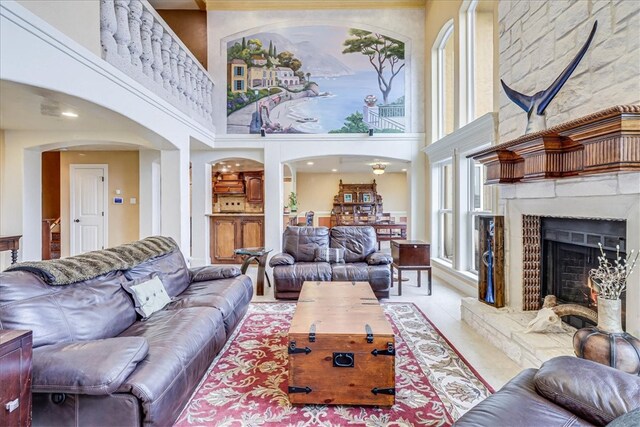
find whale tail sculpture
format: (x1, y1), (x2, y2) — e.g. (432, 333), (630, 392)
(501, 20), (598, 134)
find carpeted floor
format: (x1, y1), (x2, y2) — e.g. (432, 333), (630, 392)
(176, 303), (492, 426)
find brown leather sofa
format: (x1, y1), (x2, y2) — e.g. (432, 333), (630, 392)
(269, 226), (392, 299)
(0, 240), (253, 426)
(454, 356), (640, 427)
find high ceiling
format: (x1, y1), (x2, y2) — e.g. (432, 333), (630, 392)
(148, 0), (203, 10)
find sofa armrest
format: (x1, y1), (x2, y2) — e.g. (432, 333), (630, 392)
(269, 253), (295, 267)
(366, 252), (392, 265)
(534, 356), (640, 425)
(189, 265), (241, 283)
(32, 337), (148, 395)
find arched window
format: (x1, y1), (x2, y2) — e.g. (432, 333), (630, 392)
(432, 20), (455, 142)
(461, 0), (494, 123)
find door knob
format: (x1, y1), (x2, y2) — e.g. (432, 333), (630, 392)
(74, 219), (80, 223)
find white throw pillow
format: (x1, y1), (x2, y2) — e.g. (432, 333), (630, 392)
(122, 274), (171, 319)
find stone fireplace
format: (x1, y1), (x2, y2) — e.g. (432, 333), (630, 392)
(461, 106), (640, 368)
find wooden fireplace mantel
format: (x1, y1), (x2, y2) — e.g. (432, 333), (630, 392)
(469, 105), (640, 184)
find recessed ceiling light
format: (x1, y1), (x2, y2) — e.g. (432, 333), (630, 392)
(331, 168), (337, 172)
(306, 161), (314, 166)
(402, 168), (407, 172)
(235, 163), (240, 167)
(61, 111), (78, 118)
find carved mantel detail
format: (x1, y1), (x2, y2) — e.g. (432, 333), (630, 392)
(469, 105), (640, 184)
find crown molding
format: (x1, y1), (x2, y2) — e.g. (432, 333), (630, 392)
(206, 0), (426, 11)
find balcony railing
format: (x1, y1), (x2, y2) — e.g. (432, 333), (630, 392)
(100, 0), (214, 129)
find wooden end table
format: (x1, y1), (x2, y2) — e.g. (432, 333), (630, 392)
(234, 247), (272, 296)
(390, 240), (432, 296)
(0, 235), (21, 265)
(1, 330), (32, 427)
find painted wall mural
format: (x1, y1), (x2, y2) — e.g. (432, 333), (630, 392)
(226, 26), (406, 134)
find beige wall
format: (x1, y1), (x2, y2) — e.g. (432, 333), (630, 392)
(17, 0), (101, 56)
(498, 0), (640, 141)
(42, 151), (60, 220)
(0, 130), (4, 234)
(59, 151), (139, 257)
(296, 172), (408, 215)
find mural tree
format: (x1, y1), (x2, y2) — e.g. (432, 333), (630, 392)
(277, 51), (302, 72)
(342, 29), (405, 104)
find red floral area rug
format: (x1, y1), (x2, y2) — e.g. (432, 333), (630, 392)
(175, 303), (492, 426)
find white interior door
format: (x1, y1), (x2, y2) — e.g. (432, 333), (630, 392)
(70, 165), (107, 255)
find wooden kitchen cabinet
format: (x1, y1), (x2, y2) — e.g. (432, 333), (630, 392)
(1, 330), (32, 427)
(210, 215), (264, 264)
(244, 172), (264, 204)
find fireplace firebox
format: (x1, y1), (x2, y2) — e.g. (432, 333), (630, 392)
(541, 217), (626, 329)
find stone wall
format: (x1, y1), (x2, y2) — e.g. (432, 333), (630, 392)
(498, 0), (640, 141)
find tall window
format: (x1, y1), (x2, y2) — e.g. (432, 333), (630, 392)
(439, 161), (454, 262)
(462, 0), (494, 123)
(433, 21), (455, 141)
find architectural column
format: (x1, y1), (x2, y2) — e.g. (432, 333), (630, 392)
(160, 145), (190, 257)
(138, 149), (161, 238)
(190, 152), (211, 266)
(263, 143), (284, 256)
(408, 140), (427, 241)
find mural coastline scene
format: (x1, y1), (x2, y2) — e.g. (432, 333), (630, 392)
(226, 26), (406, 134)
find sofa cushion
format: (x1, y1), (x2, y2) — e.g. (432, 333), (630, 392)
(314, 247), (345, 264)
(272, 262), (332, 293)
(124, 248), (190, 298)
(283, 226), (330, 262)
(117, 307), (227, 425)
(122, 274), (172, 319)
(534, 356), (640, 426)
(330, 226), (377, 262)
(168, 275), (253, 336)
(189, 265), (241, 282)
(454, 368), (595, 427)
(0, 270), (136, 348)
(32, 337), (148, 395)
(367, 252), (393, 265)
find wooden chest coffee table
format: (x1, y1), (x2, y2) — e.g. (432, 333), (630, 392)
(288, 281), (395, 406)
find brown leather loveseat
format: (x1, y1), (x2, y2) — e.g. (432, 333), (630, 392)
(0, 236), (253, 426)
(454, 356), (640, 426)
(269, 226), (392, 299)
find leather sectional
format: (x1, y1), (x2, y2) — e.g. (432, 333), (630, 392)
(455, 356), (640, 426)
(269, 226), (392, 299)
(0, 242), (253, 426)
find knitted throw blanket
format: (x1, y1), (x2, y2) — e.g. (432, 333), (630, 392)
(5, 236), (178, 285)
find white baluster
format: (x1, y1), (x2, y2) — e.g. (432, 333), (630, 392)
(191, 63), (200, 112)
(127, 0), (143, 68)
(151, 22), (164, 84)
(184, 57), (194, 108)
(140, 11), (153, 77)
(194, 69), (204, 115)
(161, 33), (173, 91)
(169, 42), (180, 97)
(113, 0), (131, 58)
(177, 49), (187, 101)
(100, 0), (118, 58)
(204, 79), (213, 118)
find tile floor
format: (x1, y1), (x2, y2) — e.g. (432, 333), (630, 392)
(243, 256), (521, 391)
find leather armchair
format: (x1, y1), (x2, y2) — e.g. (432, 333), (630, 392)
(454, 356), (640, 427)
(269, 226), (391, 299)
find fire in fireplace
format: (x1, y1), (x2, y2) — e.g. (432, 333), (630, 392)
(541, 217), (626, 329)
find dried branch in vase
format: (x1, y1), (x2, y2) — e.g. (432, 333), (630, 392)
(589, 243), (639, 300)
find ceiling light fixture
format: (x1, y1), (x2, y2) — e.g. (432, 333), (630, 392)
(235, 163), (240, 167)
(402, 168), (407, 172)
(61, 111), (78, 118)
(306, 161), (314, 166)
(372, 164), (386, 175)
(331, 168), (338, 172)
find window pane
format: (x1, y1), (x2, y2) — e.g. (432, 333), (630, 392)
(443, 212), (454, 261)
(472, 215), (480, 272)
(443, 163), (453, 209)
(443, 34), (455, 136)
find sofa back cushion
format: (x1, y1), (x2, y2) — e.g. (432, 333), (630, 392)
(330, 226), (377, 263)
(124, 248), (191, 298)
(0, 270), (136, 348)
(283, 226), (330, 262)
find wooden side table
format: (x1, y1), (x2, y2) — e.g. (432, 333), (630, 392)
(390, 240), (432, 296)
(1, 330), (32, 427)
(0, 235), (21, 265)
